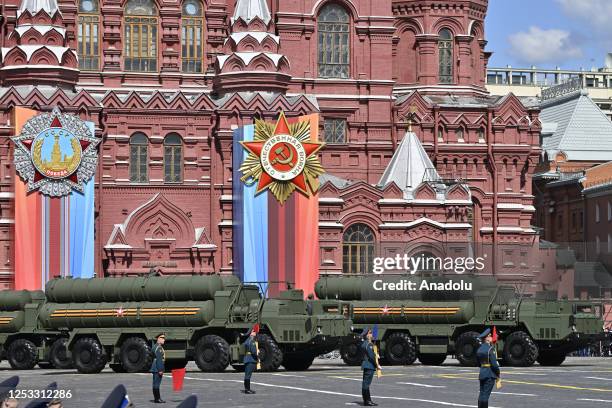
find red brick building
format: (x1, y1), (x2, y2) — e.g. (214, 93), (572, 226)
(0, 0), (544, 288)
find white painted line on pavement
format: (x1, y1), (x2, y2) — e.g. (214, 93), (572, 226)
(176, 375), (500, 407)
(397, 382), (446, 388)
(272, 373), (307, 378)
(333, 376), (362, 381)
(577, 398), (612, 403)
(492, 391), (536, 396)
(586, 377), (612, 381)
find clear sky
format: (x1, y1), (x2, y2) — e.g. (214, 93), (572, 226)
(486, 0), (612, 70)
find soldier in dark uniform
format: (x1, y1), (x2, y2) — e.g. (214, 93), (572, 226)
(476, 328), (500, 408)
(243, 324), (259, 394)
(361, 328), (379, 406)
(150, 333), (166, 404)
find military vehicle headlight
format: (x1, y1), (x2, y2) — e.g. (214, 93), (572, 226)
(572, 325), (577, 332)
(317, 326), (322, 334)
(351, 325), (354, 331)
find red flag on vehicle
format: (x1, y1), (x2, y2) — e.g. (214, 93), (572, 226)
(252, 323), (260, 334)
(172, 368), (186, 392)
(492, 326), (498, 343)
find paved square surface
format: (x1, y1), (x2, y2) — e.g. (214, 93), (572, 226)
(2, 357), (612, 407)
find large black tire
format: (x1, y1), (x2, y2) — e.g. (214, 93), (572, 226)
(340, 341), (362, 366)
(195, 335), (230, 372)
(384, 333), (417, 365)
(418, 354), (447, 366)
(502, 331), (538, 367)
(537, 352), (566, 366)
(7, 339), (38, 370)
(120, 337), (153, 373)
(72, 337), (107, 374)
(49, 338), (73, 369)
(282, 353), (315, 371)
(257, 333), (282, 372)
(455, 331), (481, 367)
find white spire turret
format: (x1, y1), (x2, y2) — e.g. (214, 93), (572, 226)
(232, 0), (271, 24)
(18, 0), (60, 16)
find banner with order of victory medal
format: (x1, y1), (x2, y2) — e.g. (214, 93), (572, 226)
(232, 113), (324, 297)
(12, 107), (99, 290)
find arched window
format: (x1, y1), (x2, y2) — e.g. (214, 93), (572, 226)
(124, 0), (158, 72)
(343, 224), (375, 274)
(164, 133), (183, 183)
(456, 127), (464, 142)
(182, 0), (204, 73)
(318, 3), (350, 79)
(438, 28), (453, 84)
(130, 133), (148, 183)
(78, 0), (100, 70)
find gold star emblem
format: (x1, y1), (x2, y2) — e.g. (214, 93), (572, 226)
(239, 112), (325, 204)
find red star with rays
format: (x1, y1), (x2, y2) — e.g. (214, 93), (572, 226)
(382, 304), (389, 315)
(241, 112), (323, 195)
(116, 306), (125, 317)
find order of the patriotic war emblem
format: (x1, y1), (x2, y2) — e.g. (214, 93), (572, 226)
(12, 108), (100, 197)
(239, 112), (325, 204)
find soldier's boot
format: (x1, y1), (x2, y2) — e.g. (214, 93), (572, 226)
(153, 388), (165, 403)
(362, 389), (368, 406)
(244, 379), (256, 394)
(366, 390), (378, 406)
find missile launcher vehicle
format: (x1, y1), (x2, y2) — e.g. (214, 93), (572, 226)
(315, 274), (603, 367)
(40, 274), (354, 374)
(0, 290), (71, 370)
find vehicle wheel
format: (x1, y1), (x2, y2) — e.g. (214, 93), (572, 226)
(418, 354), (447, 366)
(49, 338), (73, 369)
(282, 353), (315, 371)
(455, 331), (480, 367)
(72, 337), (107, 374)
(7, 339), (38, 370)
(165, 359), (188, 370)
(120, 337), (153, 373)
(502, 331), (538, 367)
(384, 333), (417, 365)
(195, 335), (230, 372)
(340, 341), (362, 366)
(231, 364), (246, 372)
(537, 352), (566, 366)
(37, 362), (53, 369)
(257, 333), (282, 372)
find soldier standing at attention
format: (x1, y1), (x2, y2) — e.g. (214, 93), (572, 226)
(150, 333), (166, 404)
(361, 328), (379, 406)
(243, 324), (260, 394)
(476, 328), (500, 408)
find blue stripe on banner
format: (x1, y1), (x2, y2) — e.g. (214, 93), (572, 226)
(232, 127), (245, 282)
(232, 125), (268, 290)
(68, 121), (96, 278)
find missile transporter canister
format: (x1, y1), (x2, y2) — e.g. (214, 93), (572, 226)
(40, 275), (354, 374)
(0, 290), (72, 370)
(315, 275), (603, 367)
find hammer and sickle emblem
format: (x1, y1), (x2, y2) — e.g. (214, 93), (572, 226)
(270, 143), (295, 168)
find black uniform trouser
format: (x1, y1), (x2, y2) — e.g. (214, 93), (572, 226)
(152, 372), (163, 389)
(478, 378), (495, 402)
(362, 369), (375, 391)
(245, 362), (256, 381)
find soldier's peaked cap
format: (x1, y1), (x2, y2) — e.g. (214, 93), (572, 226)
(176, 395), (198, 408)
(0, 375), (19, 401)
(478, 328), (492, 338)
(100, 384), (128, 408)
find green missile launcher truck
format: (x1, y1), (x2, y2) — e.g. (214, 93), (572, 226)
(0, 290), (72, 370)
(39, 274), (354, 374)
(315, 274), (603, 367)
